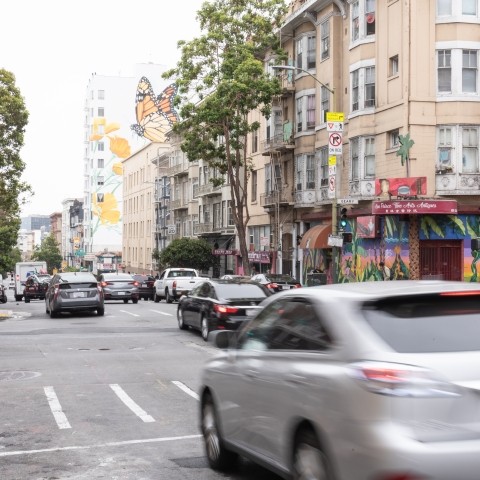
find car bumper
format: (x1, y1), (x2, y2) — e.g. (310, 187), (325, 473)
(52, 299), (103, 312)
(103, 292), (139, 300)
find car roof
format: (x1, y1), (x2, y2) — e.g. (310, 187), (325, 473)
(56, 272), (97, 281)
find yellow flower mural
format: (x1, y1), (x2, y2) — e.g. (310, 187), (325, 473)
(109, 136), (131, 159)
(112, 162), (123, 175)
(92, 193), (121, 226)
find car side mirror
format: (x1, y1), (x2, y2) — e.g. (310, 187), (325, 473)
(210, 330), (238, 349)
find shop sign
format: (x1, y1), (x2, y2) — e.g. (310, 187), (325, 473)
(372, 200), (457, 215)
(213, 249), (238, 256)
(248, 251), (271, 263)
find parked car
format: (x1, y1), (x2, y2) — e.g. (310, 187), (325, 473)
(45, 272), (104, 318)
(23, 273), (52, 302)
(200, 281), (480, 480)
(177, 278), (271, 341)
(132, 274), (155, 300)
(98, 272), (140, 303)
(250, 272), (301, 293)
(0, 283), (7, 303)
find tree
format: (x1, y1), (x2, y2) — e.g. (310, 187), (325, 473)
(0, 69), (32, 274)
(164, 0), (287, 275)
(158, 238), (215, 271)
(31, 234), (62, 273)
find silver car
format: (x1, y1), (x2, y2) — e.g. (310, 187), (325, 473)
(200, 281), (480, 480)
(45, 272), (104, 318)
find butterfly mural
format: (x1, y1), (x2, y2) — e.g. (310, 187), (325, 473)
(131, 77), (179, 143)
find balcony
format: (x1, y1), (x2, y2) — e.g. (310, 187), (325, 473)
(168, 162), (189, 177)
(277, 75), (295, 96)
(193, 223), (223, 235)
(261, 191), (293, 208)
(261, 128), (295, 156)
(196, 183), (222, 197)
(294, 189), (316, 206)
(170, 198), (188, 210)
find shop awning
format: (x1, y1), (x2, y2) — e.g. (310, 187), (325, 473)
(299, 224), (332, 249)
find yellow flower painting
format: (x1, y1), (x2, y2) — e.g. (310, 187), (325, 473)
(92, 193), (121, 226)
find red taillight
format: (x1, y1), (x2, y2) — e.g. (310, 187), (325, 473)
(266, 282), (278, 290)
(294, 283), (302, 288)
(132, 281), (139, 286)
(173, 280), (177, 288)
(377, 474), (428, 480)
(101, 281), (108, 287)
(214, 304), (239, 314)
(440, 291), (480, 296)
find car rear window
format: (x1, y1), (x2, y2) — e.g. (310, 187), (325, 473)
(267, 275), (297, 282)
(218, 284), (269, 299)
(362, 293), (480, 353)
(59, 282), (98, 289)
(104, 274), (133, 280)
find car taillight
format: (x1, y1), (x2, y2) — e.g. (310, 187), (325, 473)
(53, 284), (60, 297)
(132, 281), (139, 286)
(348, 361), (460, 398)
(294, 283), (302, 288)
(214, 304), (239, 314)
(266, 282), (278, 290)
(101, 281), (108, 287)
(173, 280), (177, 288)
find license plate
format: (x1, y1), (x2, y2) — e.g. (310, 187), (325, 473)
(72, 292), (85, 298)
(118, 291), (126, 295)
(142, 283), (147, 287)
(246, 309), (257, 316)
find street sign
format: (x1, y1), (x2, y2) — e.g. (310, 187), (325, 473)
(327, 122), (344, 132)
(337, 198), (359, 205)
(328, 132), (343, 155)
(328, 175), (336, 199)
(328, 234), (343, 247)
(326, 112), (345, 122)
(328, 156), (336, 166)
(328, 165), (336, 175)
(167, 225), (176, 235)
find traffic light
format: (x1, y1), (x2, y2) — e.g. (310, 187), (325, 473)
(339, 207), (348, 231)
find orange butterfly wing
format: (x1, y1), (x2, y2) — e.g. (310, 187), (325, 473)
(157, 84), (179, 126)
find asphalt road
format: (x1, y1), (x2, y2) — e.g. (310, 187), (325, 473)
(0, 285), (281, 480)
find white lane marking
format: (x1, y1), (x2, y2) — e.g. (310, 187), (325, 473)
(149, 310), (173, 316)
(119, 310), (140, 317)
(0, 434), (202, 457)
(172, 381), (199, 401)
(43, 386), (71, 430)
(109, 384), (155, 423)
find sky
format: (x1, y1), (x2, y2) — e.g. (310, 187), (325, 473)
(1, 0), (206, 217)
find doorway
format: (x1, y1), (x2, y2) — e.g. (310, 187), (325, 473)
(419, 240), (463, 281)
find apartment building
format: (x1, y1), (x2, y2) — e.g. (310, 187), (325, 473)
(245, 0), (480, 284)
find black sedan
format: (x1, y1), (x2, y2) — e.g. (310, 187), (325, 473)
(132, 274), (155, 300)
(250, 273), (302, 293)
(177, 279), (271, 341)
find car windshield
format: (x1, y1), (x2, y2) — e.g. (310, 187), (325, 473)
(362, 293), (480, 353)
(217, 284), (268, 299)
(168, 270), (195, 278)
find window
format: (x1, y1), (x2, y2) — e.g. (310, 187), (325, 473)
(437, 48), (478, 95)
(97, 176), (104, 186)
(437, 0), (477, 16)
(251, 170), (257, 202)
(97, 193), (104, 203)
(321, 86), (330, 123)
(265, 164), (272, 194)
(351, 138), (360, 180)
(462, 128), (478, 173)
(321, 20), (329, 60)
(350, 136), (375, 181)
(98, 90), (105, 100)
(389, 129), (400, 148)
(252, 129), (258, 153)
(389, 55), (399, 76)
(463, 50), (478, 93)
(213, 203), (221, 229)
(295, 34), (316, 70)
(306, 155), (315, 189)
(364, 137), (375, 177)
(227, 201), (234, 226)
(319, 147), (329, 187)
(437, 126), (453, 171)
(296, 93), (316, 132)
(351, 0), (375, 43)
(438, 50), (452, 92)
(296, 156), (304, 191)
(97, 158), (104, 169)
(97, 107), (104, 117)
(463, 0), (477, 15)
(98, 142), (104, 152)
(350, 65), (375, 112)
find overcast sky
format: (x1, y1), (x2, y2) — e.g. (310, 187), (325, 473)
(1, 0), (205, 217)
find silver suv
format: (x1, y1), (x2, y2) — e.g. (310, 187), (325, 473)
(200, 281), (480, 480)
(45, 272), (104, 318)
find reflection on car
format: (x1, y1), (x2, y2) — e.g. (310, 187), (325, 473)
(177, 278), (271, 341)
(200, 281), (480, 480)
(220, 275), (252, 280)
(251, 272), (301, 293)
(132, 274), (155, 301)
(45, 272), (104, 318)
(98, 272), (140, 304)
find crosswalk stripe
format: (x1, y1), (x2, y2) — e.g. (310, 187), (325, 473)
(44, 386), (71, 429)
(109, 384), (155, 422)
(172, 381), (199, 400)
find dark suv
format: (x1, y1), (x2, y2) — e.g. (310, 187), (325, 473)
(45, 272), (104, 318)
(23, 274), (52, 303)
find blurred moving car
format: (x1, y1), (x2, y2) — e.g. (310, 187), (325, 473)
(98, 272), (140, 304)
(177, 278), (271, 341)
(23, 273), (52, 303)
(220, 275), (252, 280)
(45, 272), (104, 318)
(200, 281), (480, 480)
(132, 274), (155, 301)
(251, 272), (301, 293)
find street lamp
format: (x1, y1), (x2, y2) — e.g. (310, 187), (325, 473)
(271, 64), (341, 283)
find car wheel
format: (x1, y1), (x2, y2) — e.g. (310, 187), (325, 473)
(177, 307), (188, 330)
(292, 428), (334, 480)
(123, 299), (129, 304)
(153, 292), (160, 303)
(24, 297), (30, 303)
(97, 307), (104, 316)
(50, 309), (58, 319)
(201, 393), (238, 471)
(201, 315), (209, 341)
(45, 301), (50, 314)
(132, 298), (138, 304)
(165, 290), (173, 304)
